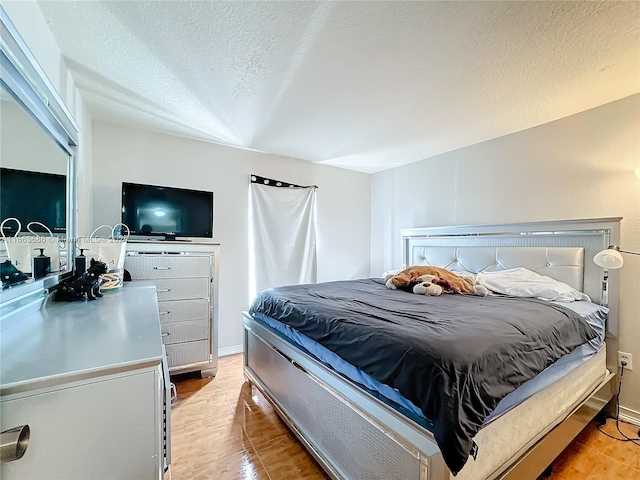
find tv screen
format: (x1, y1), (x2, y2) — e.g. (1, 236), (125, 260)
(1, 168), (66, 234)
(122, 182), (214, 239)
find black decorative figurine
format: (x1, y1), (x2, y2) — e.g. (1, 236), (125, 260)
(0, 260), (28, 287)
(55, 259), (109, 301)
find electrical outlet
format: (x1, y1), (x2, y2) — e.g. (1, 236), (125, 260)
(618, 351), (633, 370)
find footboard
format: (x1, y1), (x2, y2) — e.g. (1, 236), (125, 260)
(243, 312), (447, 480)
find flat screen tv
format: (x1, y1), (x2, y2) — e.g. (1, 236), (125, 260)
(121, 182), (214, 240)
(0, 168), (66, 234)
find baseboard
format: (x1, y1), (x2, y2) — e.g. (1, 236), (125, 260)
(618, 405), (640, 427)
(219, 344), (243, 357)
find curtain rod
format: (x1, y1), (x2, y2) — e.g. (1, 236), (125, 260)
(250, 174), (318, 189)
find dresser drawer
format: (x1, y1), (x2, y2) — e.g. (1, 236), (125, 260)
(125, 254), (210, 279)
(165, 341), (210, 369)
(135, 278), (209, 301)
(160, 320), (209, 344)
(157, 299), (209, 324)
(0, 371), (160, 480)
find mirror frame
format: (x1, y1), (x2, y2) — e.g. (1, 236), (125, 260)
(0, 6), (79, 303)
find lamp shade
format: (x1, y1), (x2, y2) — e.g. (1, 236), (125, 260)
(593, 247), (624, 269)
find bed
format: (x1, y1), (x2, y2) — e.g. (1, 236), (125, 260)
(242, 218), (620, 480)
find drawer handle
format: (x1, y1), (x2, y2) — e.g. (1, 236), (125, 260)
(153, 266), (172, 270)
(161, 332), (171, 337)
(156, 288), (172, 293)
(159, 311), (171, 315)
(0, 425), (30, 463)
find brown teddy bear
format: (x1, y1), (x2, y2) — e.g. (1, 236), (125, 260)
(385, 266), (489, 297)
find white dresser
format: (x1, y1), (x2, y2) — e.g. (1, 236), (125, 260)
(0, 284), (169, 480)
(125, 241), (220, 377)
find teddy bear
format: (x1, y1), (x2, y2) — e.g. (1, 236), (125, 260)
(385, 266), (489, 297)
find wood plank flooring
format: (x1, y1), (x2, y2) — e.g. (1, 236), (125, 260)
(168, 354), (640, 480)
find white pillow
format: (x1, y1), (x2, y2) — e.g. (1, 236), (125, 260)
(476, 268), (590, 303)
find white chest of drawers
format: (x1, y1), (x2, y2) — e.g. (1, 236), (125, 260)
(0, 284), (169, 480)
(125, 241), (220, 377)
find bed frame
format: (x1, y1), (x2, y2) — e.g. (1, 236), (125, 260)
(243, 218), (621, 480)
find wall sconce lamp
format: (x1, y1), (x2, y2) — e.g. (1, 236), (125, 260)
(593, 245), (639, 269)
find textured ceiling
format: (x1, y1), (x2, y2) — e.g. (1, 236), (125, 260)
(36, 1), (640, 173)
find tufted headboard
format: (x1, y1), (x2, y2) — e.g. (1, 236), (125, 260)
(401, 218), (622, 336)
(406, 246), (585, 292)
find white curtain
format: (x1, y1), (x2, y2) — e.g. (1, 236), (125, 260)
(249, 177), (317, 298)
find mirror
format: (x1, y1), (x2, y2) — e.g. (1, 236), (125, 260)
(1, 88), (69, 275)
(0, 6), (78, 298)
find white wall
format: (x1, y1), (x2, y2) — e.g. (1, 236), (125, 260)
(371, 94), (640, 418)
(91, 121), (371, 352)
(1, 100), (68, 174)
(1, 0), (93, 236)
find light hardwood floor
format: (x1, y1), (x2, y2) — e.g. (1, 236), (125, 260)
(169, 354), (640, 480)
